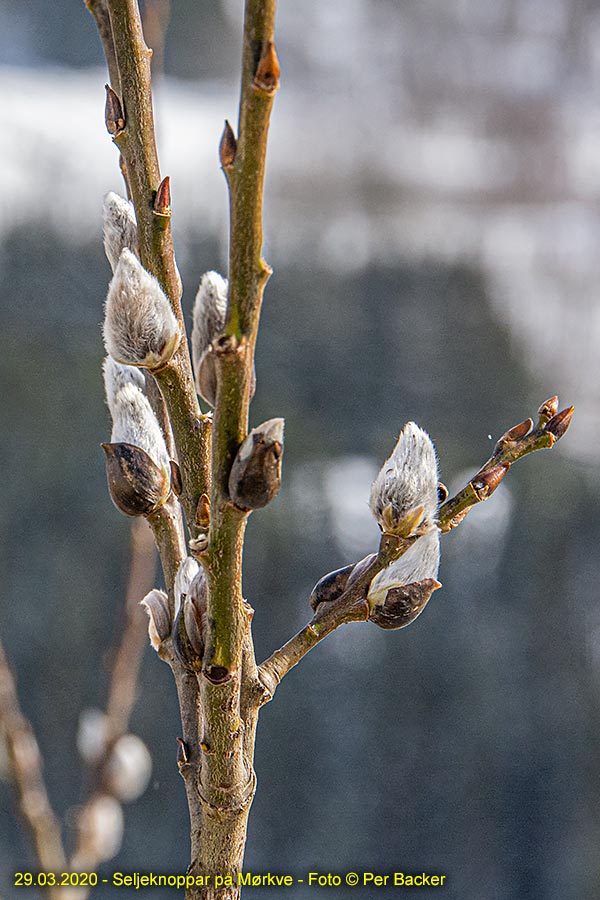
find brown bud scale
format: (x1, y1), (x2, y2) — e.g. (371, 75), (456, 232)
(309, 563), (356, 613)
(253, 41), (281, 93)
(471, 462), (510, 499)
(102, 442), (169, 517)
(369, 579), (441, 630)
(153, 176), (171, 218)
(219, 120), (237, 169)
(544, 406), (574, 441)
(537, 395), (559, 424)
(104, 84), (125, 135)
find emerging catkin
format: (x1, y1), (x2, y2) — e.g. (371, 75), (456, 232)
(102, 192), (139, 273)
(104, 249), (181, 370)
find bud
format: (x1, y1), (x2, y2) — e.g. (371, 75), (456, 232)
(191, 271), (228, 406)
(494, 418), (533, 452)
(105, 734), (152, 803)
(140, 588), (171, 651)
(228, 418), (284, 510)
(176, 737), (189, 768)
(367, 530), (440, 606)
(219, 120), (237, 169)
(76, 708), (108, 765)
(196, 493), (211, 530)
(103, 358), (170, 473)
(537, 395), (559, 425)
(104, 84), (125, 136)
(254, 41), (281, 93)
(174, 557), (200, 613)
(544, 405), (574, 441)
(102, 442), (170, 517)
(79, 794), (124, 863)
(173, 567), (207, 668)
(471, 462), (510, 499)
(369, 578), (442, 630)
(153, 176), (171, 218)
(184, 568), (207, 659)
(104, 249), (181, 370)
(369, 422), (439, 535)
(309, 562), (356, 613)
(102, 192), (138, 273)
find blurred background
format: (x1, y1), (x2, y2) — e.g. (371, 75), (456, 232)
(1, 0), (599, 897)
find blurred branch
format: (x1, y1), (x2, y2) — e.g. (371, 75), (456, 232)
(70, 519), (156, 878)
(259, 398), (573, 698)
(141, 0), (171, 78)
(0, 640), (67, 894)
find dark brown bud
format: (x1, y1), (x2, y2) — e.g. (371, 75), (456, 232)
(173, 569), (207, 670)
(254, 41), (281, 93)
(219, 120), (237, 169)
(544, 405), (574, 441)
(104, 84), (125, 136)
(494, 418), (533, 452)
(153, 176), (171, 218)
(369, 579), (441, 630)
(170, 460), (183, 497)
(196, 493), (211, 530)
(102, 442), (169, 517)
(176, 737), (189, 768)
(309, 563), (356, 613)
(537, 395), (559, 425)
(471, 462), (510, 499)
(229, 418), (284, 511)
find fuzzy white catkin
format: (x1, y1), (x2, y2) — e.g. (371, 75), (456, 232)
(102, 356), (146, 407)
(76, 708), (108, 765)
(191, 271), (228, 367)
(367, 530), (440, 605)
(104, 248), (181, 369)
(174, 556), (200, 615)
(191, 271), (228, 404)
(368, 421), (440, 604)
(80, 795), (124, 863)
(102, 192), (139, 273)
(103, 357), (170, 472)
(105, 734), (152, 803)
(369, 421), (439, 533)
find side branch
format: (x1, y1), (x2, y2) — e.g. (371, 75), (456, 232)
(258, 534), (414, 697)
(0, 640), (67, 886)
(259, 398), (573, 699)
(438, 398), (574, 532)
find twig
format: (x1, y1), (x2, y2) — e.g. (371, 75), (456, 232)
(438, 398), (574, 532)
(70, 519), (157, 879)
(259, 399), (574, 698)
(105, 0), (210, 532)
(0, 640), (67, 893)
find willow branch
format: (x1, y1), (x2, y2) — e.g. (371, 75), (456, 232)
(104, 0), (210, 532)
(258, 534), (413, 697)
(438, 397), (574, 532)
(85, 0), (120, 93)
(203, 0), (279, 681)
(259, 398), (574, 698)
(0, 640), (67, 888)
